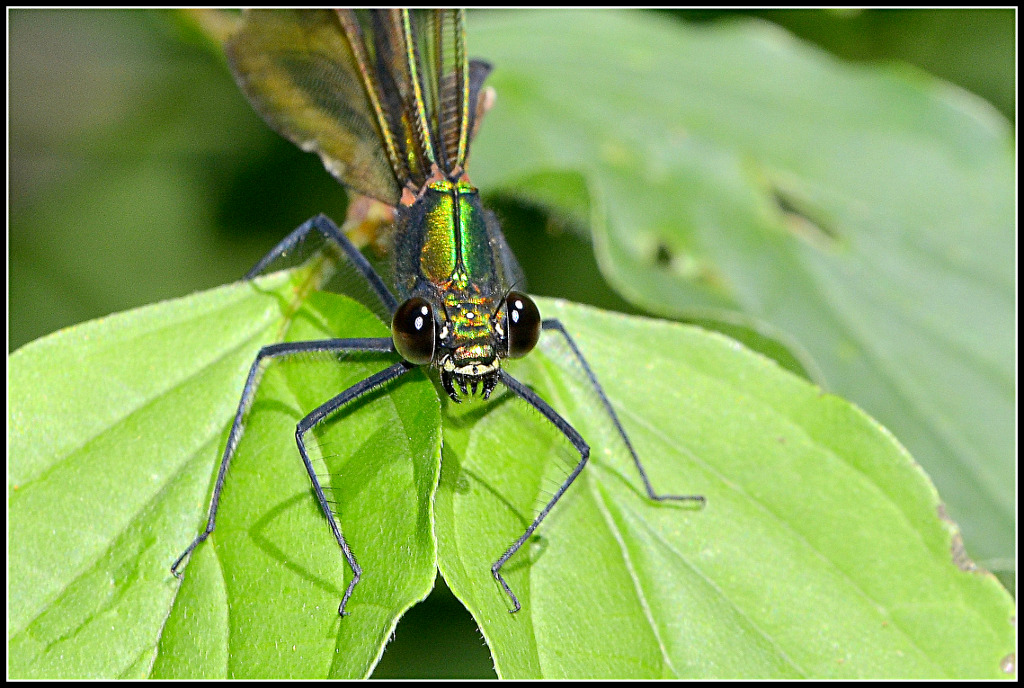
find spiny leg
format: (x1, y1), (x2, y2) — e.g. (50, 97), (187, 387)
(295, 360), (416, 616)
(493, 371), (590, 614)
(542, 319), (705, 505)
(171, 337), (396, 577)
(245, 213), (398, 316)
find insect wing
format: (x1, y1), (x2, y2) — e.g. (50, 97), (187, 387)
(409, 9), (470, 173)
(225, 9), (403, 205)
(339, 9), (476, 185)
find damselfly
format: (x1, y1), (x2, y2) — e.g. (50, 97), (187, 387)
(172, 8), (704, 616)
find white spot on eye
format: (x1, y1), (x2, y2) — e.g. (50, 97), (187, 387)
(512, 311), (520, 324)
(514, 299), (523, 309)
(419, 306), (429, 316)
(414, 316), (424, 330)
(466, 311), (475, 319)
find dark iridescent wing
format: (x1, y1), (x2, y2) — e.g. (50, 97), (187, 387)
(407, 8), (472, 174)
(226, 9), (404, 205)
(337, 9), (488, 186)
(226, 9), (491, 206)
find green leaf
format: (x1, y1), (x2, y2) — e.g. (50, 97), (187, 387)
(436, 298), (1015, 679)
(9, 272), (441, 679)
(468, 10), (1015, 567)
(8, 278), (1014, 678)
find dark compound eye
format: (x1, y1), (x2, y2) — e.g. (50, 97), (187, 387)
(392, 297), (436, 365)
(505, 291), (541, 358)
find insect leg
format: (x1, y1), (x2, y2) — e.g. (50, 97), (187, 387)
(295, 360), (416, 616)
(170, 337), (395, 578)
(244, 213), (399, 315)
(492, 370), (590, 614)
(542, 319), (705, 505)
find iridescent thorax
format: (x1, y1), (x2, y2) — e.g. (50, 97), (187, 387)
(417, 179), (495, 289)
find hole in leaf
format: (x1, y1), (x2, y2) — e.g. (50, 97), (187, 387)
(655, 242), (673, 267)
(771, 186), (842, 251)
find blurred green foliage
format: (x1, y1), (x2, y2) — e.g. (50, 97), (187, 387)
(9, 9), (1014, 680)
(678, 9), (1015, 122)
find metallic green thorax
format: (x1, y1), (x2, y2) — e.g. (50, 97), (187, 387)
(395, 178), (505, 301)
(419, 179), (493, 290)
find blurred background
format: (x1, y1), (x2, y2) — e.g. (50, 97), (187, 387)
(8, 9), (1015, 679)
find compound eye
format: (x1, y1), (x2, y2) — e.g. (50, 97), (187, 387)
(392, 297), (436, 365)
(505, 291), (541, 358)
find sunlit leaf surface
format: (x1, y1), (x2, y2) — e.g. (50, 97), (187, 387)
(9, 274), (440, 679)
(436, 299), (1015, 678)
